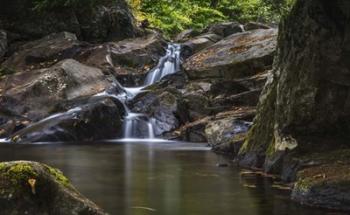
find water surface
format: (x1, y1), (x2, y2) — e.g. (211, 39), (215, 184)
(0, 142), (335, 215)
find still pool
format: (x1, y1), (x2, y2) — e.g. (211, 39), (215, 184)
(0, 141), (335, 215)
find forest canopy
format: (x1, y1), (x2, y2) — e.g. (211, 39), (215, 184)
(128, 0), (294, 36)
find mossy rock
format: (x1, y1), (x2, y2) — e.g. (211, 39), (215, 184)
(0, 161), (107, 215)
(291, 150), (350, 211)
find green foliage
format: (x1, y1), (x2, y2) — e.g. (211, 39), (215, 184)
(128, 0), (295, 37)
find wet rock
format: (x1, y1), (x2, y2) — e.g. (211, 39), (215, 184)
(0, 0), (139, 42)
(130, 88), (188, 136)
(244, 22), (271, 31)
(206, 22), (245, 37)
(184, 29), (278, 80)
(205, 114), (251, 147)
(78, 32), (167, 86)
(11, 97), (123, 143)
(181, 33), (222, 59)
(207, 107), (256, 155)
(0, 30), (6, 62)
(0, 161), (107, 215)
(0, 59), (113, 121)
(2, 32), (87, 72)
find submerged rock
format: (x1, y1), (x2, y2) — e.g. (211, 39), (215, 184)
(184, 29), (277, 80)
(0, 59), (113, 121)
(0, 161), (107, 215)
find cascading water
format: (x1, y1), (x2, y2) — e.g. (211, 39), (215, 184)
(0, 44), (182, 143)
(121, 44), (182, 140)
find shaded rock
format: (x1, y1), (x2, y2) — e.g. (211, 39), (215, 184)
(291, 150), (350, 211)
(0, 59), (112, 120)
(78, 32), (167, 86)
(2, 32), (87, 72)
(206, 22), (245, 37)
(0, 0), (139, 42)
(0, 30), (6, 62)
(130, 88), (188, 136)
(244, 22), (271, 31)
(172, 117), (211, 142)
(206, 111), (252, 146)
(181, 81), (212, 120)
(174, 29), (201, 43)
(173, 107), (256, 147)
(240, 0), (350, 170)
(239, 0), (350, 211)
(0, 161), (107, 215)
(184, 29), (278, 80)
(11, 97), (123, 143)
(211, 89), (262, 113)
(181, 33), (222, 59)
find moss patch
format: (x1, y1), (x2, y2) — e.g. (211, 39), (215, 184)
(44, 165), (70, 187)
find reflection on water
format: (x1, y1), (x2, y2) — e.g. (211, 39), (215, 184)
(0, 142), (331, 215)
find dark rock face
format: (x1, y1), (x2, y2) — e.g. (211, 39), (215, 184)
(130, 88), (188, 136)
(0, 30), (6, 62)
(183, 29), (278, 80)
(11, 97), (123, 143)
(0, 161), (107, 215)
(0, 0), (139, 42)
(239, 0), (350, 211)
(2, 32), (87, 72)
(0, 59), (113, 120)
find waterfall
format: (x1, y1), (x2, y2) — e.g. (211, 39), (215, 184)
(0, 44), (181, 143)
(121, 43), (181, 140)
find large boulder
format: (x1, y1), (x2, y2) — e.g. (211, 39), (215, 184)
(239, 0), (350, 211)
(0, 59), (113, 120)
(2, 32), (87, 72)
(130, 88), (188, 136)
(11, 97), (123, 143)
(183, 29), (278, 80)
(0, 30), (6, 62)
(0, 0), (139, 42)
(0, 161), (107, 215)
(78, 32), (167, 86)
